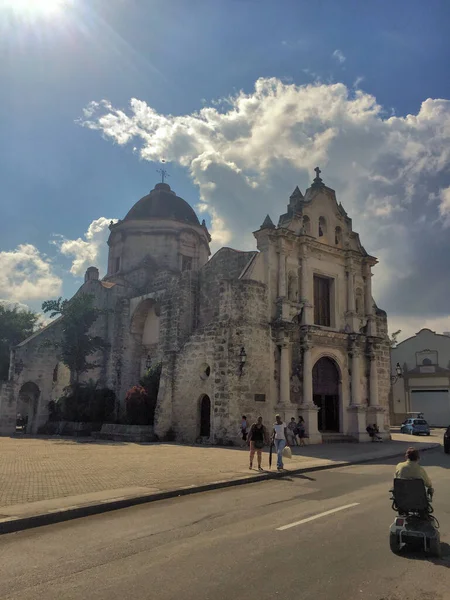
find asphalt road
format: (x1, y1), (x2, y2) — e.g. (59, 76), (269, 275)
(1, 448), (449, 600)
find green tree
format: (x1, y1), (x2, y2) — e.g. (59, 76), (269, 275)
(0, 303), (39, 380)
(42, 293), (108, 384)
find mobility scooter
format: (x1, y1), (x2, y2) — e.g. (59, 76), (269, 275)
(389, 478), (441, 557)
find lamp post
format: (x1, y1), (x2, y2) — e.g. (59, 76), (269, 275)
(391, 362), (403, 384)
(145, 354), (152, 370)
(239, 347), (247, 376)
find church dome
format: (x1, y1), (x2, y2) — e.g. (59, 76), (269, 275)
(124, 183), (200, 225)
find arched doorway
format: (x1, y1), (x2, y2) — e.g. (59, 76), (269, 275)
(17, 382), (40, 434)
(312, 357), (340, 432)
(199, 395), (211, 438)
(130, 299), (161, 379)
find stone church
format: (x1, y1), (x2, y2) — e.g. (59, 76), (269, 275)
(0, 169), (391, 443)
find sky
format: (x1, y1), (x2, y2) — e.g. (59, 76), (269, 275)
(1, 0), (450, 341)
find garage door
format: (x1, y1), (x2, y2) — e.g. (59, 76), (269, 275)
(410, 389), (450, 427)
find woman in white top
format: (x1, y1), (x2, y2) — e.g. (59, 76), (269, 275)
(272, 414), (287, 470)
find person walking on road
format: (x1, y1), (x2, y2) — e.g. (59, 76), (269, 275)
(287, 417), (297, 446)
(272, 414), (288, 471)
(248, 417), (269, 471)
(296, 416), (306, 446)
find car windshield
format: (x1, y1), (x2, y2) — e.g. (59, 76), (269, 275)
(414, 419), (427, 425)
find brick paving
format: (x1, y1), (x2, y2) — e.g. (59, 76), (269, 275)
(0, 433), (441, 509)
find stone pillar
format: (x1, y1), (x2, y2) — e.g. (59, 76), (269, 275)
(351, 347), (362, 406)
(369, 352), (379, 407)
(302, 342), (313, 406)
(347, 268), (355, 313)
(279, 343), (291, 405)
(278, 249), (286, 298)
(301, 341), (321, 443)
(347, 405), (368, 441)
(300, 247), (312, 325)
(364, 264), (375, 336)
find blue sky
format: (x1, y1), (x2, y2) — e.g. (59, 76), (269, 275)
(1, 0), (450, 339)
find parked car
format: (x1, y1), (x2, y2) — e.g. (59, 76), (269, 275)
(400, 418), (431, 436)
(444, 426), (450, 454)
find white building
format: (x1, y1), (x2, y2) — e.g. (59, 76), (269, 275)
(391, 328), (450, 426)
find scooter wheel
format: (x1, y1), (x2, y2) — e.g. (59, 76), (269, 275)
(429, 536), (441, 558)
(389, 532), (401, 554)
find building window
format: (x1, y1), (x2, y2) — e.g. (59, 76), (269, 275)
(335, 226), (342, 245)
(318, 217), (326, 237)
(314, 275), (332, 327)
(302, 215), (311, 234)
(115, 257), (120, 273)
(182, 255), (193, 271)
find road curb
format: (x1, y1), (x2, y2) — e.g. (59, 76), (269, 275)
(0, 442), (440, 536)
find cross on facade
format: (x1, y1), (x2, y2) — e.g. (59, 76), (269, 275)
(314, 166), (321, 179)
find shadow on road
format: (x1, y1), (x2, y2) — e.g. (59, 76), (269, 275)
(396, 542), (450, 569)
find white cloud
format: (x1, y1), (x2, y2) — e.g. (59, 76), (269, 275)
(81, 78), (450, 321)
(53, 217), (117, 277)
(438, 186), (450, 226)
(0, 244), (62, 303)
(332, 49), (346, 64)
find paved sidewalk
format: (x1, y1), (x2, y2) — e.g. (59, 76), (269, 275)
(0, 432), (441, 533)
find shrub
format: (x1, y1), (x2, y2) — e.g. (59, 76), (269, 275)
(125, 385), (152, 426)
(125, 362), (162, 426)
(53, 381), (116, 423)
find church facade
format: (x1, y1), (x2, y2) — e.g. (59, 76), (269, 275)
(0, 170), (391, 443)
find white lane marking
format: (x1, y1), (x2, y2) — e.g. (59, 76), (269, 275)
(276, 503), (360, 531)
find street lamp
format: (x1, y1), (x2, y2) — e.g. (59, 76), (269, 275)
(145, 354), (152, 370)
(239, 347), (247, 376)
(391, 362), (402, 384)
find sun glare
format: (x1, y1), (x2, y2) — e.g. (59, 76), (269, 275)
(1, 0), (67, 16)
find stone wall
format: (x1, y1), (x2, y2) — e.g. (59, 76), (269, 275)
(160, 276), (272, 444)
(198, 248), (256, 328)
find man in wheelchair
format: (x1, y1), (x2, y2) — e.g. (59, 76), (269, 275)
(390, 447), (440, 556)
(393, 447), (433, 516)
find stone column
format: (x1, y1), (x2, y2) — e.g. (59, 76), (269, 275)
(351, 347), (362, 406)
(369, 352), (379, 407)
(347, 338), (368, 440)
(300, 247), (312, 324)
(364, 265), (373, 316)
(300, 341), (321, 443)
(346, 268), (355, 313)
(302, 343), (313, 406)
(278, 249), (286, 298)
(279, 343), (291, 405)
(364, 264), (375, 336)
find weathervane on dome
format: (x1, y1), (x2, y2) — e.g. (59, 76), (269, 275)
(156, 159), (170, 184)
